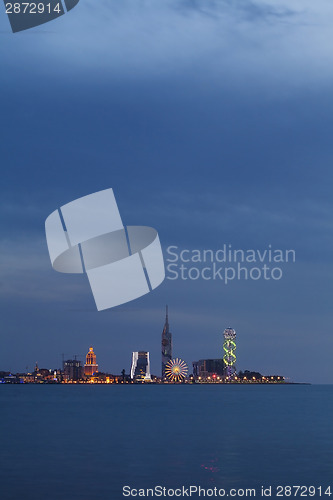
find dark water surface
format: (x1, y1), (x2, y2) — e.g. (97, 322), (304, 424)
(1, 385), (332, 499)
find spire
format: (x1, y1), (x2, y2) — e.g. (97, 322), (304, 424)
(162, 304), (172, 379)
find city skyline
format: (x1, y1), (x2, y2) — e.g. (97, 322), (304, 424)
(0, 300), (317, 383)
(1, 310), (287, 383)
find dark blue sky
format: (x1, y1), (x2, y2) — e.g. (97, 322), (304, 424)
(1, 0), (332, 382)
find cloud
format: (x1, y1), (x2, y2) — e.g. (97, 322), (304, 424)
(172, 0), (297, 21)
(0, 236), (87, 302)
(2, 0), (333, 88)
(1, 0), (333, 382)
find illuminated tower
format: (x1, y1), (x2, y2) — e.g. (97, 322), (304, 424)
(84, 346), (98, 376)
(130, 352), (151, 381)
(161, 305), (172, 379)
(223, 328), (236, 379)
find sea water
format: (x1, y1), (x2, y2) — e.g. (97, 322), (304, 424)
(1, 385), (332, 499)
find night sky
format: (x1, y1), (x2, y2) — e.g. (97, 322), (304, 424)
(1, 0), (332, 383)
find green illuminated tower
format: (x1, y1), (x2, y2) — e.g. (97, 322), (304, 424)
(223, 328), (236, 379)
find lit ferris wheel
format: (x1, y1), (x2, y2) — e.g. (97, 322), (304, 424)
(165, 358), (188, 382)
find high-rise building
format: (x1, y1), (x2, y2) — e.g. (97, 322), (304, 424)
(223, 328), (236, 379)
(84, 346), (98, 376)
(192, 359), (224, 380)
(130, 351), (151, 381)
(64, 359), (83, 381)
(161, 305), (172, 378)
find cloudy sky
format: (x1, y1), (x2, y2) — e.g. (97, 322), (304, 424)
(0, 0), (332, 383)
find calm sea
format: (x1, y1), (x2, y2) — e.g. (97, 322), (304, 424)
(1, 385), (332, 500)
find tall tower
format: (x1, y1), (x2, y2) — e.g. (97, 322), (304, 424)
(223, 328), (236, 379)
(84, 346), (98, 377)
(130, 352), (151, 381)
(161, 305), (172, 379)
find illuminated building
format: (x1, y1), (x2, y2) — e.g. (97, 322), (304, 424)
(64, 359), (83, 381)
(0, 373), (22, 384)
(131, 351), (151, 381)
(192, 359), (224, 380)
(34, 363), (53, 382)
(223, 328), (236, 379)
(161, 305), (172, 379)
(84, 347), (98, 376)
